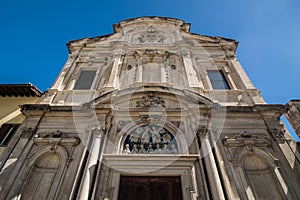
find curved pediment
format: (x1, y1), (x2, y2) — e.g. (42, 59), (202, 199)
(87, 86), (214, 110)
(67, 16), (237, 54)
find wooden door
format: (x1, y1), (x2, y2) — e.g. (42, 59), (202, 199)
(118, 176), (183, 200)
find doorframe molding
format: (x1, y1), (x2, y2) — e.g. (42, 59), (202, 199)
(102, 155), (199, 200)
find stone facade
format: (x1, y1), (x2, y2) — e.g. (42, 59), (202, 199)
(0, 17), (300, 200)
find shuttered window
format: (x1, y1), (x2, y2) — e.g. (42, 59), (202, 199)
(73, 71), (96, 90)
(207, 70), (230, 90)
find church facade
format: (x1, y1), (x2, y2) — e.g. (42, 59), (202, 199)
(0, 17), (300, 200)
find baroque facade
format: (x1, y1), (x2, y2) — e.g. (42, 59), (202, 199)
(0, 17), (300, 200)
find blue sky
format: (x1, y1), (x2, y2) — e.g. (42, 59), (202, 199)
(0, 0), (299, 136)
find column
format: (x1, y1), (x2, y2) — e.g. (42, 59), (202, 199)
(77, 127), (105, 200)
(197, 130), (225, 200)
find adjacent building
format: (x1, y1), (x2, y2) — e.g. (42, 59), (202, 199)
(0, 17), (299, 200)
(0, 84), (42, 155)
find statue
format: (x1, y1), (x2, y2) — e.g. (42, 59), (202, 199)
(147, 143), (154, 154)
(162, 144), (170, 154)
(131, 144), (139, 154)
(122, 144), (131, 154)
(154, 143), (162, 154)
(139, 144), (147, 154)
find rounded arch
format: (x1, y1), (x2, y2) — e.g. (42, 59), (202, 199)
(243, 155), (269, 171)
(234, 146), (285, 199)
(27, 145), (68, 167)
(34, 153), (60, 169)
(20, 145), (68, 200)
(234, 146), (278, 169)
(116, 120), (189, 154)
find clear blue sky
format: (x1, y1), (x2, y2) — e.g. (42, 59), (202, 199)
(0, 0), (299, 136)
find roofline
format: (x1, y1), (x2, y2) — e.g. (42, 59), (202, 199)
(66, 16), (238, 53)
(0, 83), (43, 97)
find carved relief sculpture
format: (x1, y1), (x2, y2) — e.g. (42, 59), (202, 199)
(136, 92), (165, 108)
(138, 26), (166, 44)
(122, 125), (178, 154)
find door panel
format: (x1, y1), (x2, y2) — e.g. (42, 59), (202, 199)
(118, 176), (182, 200)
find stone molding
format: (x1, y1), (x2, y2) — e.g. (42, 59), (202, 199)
(223, 132), (272, 148)
(33, 130), (80, 150)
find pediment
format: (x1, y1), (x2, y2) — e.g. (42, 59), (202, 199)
(67, 17), (238, 54)
(88, 87), (214, 110)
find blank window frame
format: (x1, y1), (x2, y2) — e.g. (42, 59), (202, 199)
(207, 70), (230, 90)
(73, 70), (97, 90)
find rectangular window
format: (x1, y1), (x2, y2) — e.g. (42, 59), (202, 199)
(73, 71), (96, 90)
(207, 70), (230, 90)
(0, 124), (19, 146)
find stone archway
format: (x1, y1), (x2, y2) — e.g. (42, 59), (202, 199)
(122, 125), (179, 155)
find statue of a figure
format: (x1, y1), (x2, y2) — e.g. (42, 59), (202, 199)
(147, 143), (154, 154)
(131, 144), (139, 154)
(141, 128), (150, 143)
(162, 144), (170, 154)
(122, 144), (131, 154)
(139, 144), (147, 154)
(150, 126), (161, 143)
(154, 143), (162, 154)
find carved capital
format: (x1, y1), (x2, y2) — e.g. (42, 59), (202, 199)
(20, 127), (36, 139)
(268, 128), (286, 142)
(180, 50), (191, 58)
(91, 126), (105, 137)
(196, 126), (209, 138)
